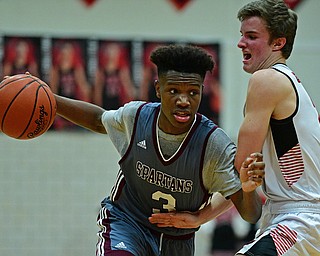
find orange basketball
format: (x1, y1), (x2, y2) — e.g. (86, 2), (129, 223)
(0, 73), (56, 140)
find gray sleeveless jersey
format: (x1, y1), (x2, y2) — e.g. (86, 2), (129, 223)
(101, 102), (241, 236)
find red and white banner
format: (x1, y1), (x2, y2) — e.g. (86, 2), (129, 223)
(168, 0), (193, 11)
(284, 0), (304, 9)
(81, 0), (98, 8)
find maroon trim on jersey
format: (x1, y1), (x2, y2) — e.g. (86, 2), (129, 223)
(199, 118), (218, 203)
(111, 170), (126, 202)
(152, 106), (160, 159)
(153, 110), (202, 166)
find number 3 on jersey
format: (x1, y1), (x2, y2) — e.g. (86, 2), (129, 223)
(152, 191), (176, 213)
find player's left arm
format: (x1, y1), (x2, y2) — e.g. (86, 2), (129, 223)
(148, 152), (265, 228)
(149, 192), (233, 228)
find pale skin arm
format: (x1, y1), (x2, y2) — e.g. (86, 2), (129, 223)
(235, 69), (296, 170)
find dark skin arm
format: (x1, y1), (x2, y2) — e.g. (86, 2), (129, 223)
(149, 153), (265, 227)
(54, 94), (107, 134)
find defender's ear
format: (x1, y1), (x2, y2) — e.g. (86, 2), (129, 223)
(272, 37), (286, 51)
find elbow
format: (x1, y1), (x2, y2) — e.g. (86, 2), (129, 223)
(95, 123), (107, 134)
(92, 113), (107, 134)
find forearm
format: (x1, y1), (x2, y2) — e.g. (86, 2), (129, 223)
(55, 95), (106, 133)
(238, 190), (262, 224)
(148, 193), (234, 229)
(197, 193), (234, 225)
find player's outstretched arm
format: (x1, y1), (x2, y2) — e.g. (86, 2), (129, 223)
(54, 94), (107, 134)
(149, 192), (233, 229)
(148, 153), (265, 228)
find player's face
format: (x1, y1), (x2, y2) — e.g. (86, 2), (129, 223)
(156, 70), (203, 135)
(237, 16), (276, 74)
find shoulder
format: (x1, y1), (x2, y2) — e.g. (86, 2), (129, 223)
(250, 68), (292, 90)
(122, 101), (147, 117)
(206, 127), (236, 155)
(102, 101), (146, 126)
(248, 68), (293, 100)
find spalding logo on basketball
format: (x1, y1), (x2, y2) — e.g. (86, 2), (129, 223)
(0, 73), (57, 140)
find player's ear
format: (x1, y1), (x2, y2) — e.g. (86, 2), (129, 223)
(272, 37), (286, 51)
(154, 80), (161, 99)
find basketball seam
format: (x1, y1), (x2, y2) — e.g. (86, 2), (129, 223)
(41, 85), (56, 128)
(1, 79), (35, 133)
(0, 76), (28, 90)
(18, 79), (41, 139)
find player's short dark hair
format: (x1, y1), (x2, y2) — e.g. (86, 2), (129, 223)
(150, 44), (214, 80)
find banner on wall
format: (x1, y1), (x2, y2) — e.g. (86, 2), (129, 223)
(168, 0), (193, 11)
(192, 43), (221, 124)
(284, 0), (303, 9)
(81, 0), (98, 7)
(139, 41), (171, 103)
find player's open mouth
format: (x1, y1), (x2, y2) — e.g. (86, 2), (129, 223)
(243, 53), (252, 60)
(174, 111), (191, 123)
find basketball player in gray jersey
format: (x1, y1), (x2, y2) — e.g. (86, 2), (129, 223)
(53, 44), (265, 256)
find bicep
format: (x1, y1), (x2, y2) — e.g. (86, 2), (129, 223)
(235, 108), (270, 170)
(235, 76), (276, 170)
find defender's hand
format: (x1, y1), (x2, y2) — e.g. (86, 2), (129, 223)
(240, 152), (265, 192)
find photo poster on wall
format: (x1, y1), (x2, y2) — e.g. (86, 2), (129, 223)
(192, 43), (221, 124)
(91, 39), (135, 110)
(0, 37), (221, 126)
(138, 41), (172, 103)
(1, 36), (42, 79)
(49, 38), (91, 101)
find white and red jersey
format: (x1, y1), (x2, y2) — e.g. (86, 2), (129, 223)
(263, 63), (320, 203)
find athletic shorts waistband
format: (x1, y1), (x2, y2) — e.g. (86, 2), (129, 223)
(150, 229), (195, 240)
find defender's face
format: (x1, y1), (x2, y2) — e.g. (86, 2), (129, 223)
(156, 70), (203, 135)
(237, 16), (274, 74)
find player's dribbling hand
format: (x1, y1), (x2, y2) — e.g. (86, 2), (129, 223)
(240, 152), (265, 192)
